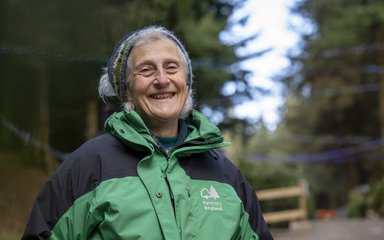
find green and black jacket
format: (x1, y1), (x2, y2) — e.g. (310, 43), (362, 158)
(23, 110), (273, 239)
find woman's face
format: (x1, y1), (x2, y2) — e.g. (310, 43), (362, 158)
(127, 38), (189, 127)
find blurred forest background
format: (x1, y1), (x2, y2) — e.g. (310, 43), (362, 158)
(1, 0), (384, 238)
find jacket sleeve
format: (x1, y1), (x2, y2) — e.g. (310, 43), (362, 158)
(22, 151), (101, 239)
(240, 175), (274, 240)
(22, 160), (70, 239)
(22, 183), (55, 240)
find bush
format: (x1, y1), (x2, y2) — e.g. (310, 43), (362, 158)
(346, 189), (367, 218)
(239, 161), (299, 190)
(346, 178), (384, 218)
(366, 178), (384, 217)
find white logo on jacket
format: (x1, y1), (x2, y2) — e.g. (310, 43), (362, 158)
(200, 185), (220, 199)
(200, 185), (223, 211)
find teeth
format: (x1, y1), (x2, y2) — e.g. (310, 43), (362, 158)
(152, 93), (173, 99)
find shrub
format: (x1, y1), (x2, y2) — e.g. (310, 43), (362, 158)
(366, 178), (384, 217)
(346, 178), (384, 218)
(346, 189), (367, 218)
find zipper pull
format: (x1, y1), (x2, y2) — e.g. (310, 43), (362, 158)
(161, 169), (167, 178)
(170, 189), (174, 199)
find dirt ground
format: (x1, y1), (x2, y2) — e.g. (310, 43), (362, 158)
(272, 218), (384, 240)
(0, 153), (50, 239)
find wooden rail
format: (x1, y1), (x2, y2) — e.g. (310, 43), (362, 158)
(256, 180), (308, 224)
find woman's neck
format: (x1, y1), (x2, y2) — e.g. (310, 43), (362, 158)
(147, 119), (179, 137)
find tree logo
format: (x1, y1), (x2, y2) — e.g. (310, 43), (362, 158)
(200, 185), (220, 200)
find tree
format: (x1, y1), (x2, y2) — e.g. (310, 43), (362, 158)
(0, 0), (262, 169)
(279, 0), (384, 208)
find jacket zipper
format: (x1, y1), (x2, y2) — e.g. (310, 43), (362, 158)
(164, 151), (176, 214)
(155, 143), (176, 214)
(165, 175), (175, 213)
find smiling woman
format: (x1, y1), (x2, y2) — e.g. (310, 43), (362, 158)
(22, 25), (274, 240)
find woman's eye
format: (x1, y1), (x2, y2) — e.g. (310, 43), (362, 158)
(166, 64), (179, 74)
(138, 67), (155, 77)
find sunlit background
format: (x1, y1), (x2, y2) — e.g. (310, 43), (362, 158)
(222, 0), (301, 129)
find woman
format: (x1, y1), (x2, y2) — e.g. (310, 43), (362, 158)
(23, 26), (273, 240)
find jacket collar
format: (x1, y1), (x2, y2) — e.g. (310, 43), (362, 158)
(104, 109), (229, 153)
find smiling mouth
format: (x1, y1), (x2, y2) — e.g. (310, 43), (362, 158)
(151, 92), (175, 99)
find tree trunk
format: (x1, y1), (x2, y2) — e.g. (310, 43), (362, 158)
(85, 100), (99, 139)
(34, 60), (56, 173)
(379, 72), (384, 138)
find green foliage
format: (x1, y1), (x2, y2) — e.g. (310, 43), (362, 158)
(280, 0), (384, 210)
(346, 188), (368, 218)
(239, 161), (299, 190)
(346, 178), (384, 218)
(366, 178), (384, 216)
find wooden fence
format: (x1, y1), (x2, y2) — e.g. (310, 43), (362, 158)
(256, 180), (308, 224)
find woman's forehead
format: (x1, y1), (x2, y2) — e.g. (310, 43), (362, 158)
(131, 38), (183, 65)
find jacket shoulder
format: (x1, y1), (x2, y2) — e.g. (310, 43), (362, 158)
(62, 133), (143, 181)
(68, 133), (125, 159)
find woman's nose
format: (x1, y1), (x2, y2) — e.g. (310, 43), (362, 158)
(154, 68), (169, 86)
